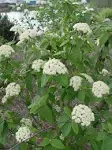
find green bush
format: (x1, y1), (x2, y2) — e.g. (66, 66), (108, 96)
(0, 36), (8, 46)
(0, 15), (14, 41)
(100, 8), (112, 19)
(0, 1), (112, 150)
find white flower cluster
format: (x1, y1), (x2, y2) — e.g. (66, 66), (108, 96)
(16, 127), (31, 142)
(18, 29), (43, 44)
(10, 25), (24, 35)
(101, 69), (109, 76)
(32, 59), (45, 72)
(17, 7), (21, 11)
(43, 59), (68, 75)
(72, 104), (95, 126)
(19, 29), (38, 41)
(20, 118), (32, 127)
(92, 81), (109, 98)
(0, 45), (15, 60)
(2, 82), (21, 103)
(73, 23), (92, 34)
(80, 73), (94, 84)
(70, 76), (82, 91)
(5, 82), (21, 97)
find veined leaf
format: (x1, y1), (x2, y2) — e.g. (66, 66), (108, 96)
(29, 94), (49, 114)
(50, 139), (65, 149)
(40, 138), (50, 146)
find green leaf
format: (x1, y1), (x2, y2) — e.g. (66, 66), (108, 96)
(61, 122), (71, 137)
(101, 136), (112, 150)
(60, 40), (69, 47)
(39, 105), (53, 123)
(41, 74), (51, 87)
(0, 122), (4, 135)
(57, 114), (69, 128)
(20, 143), (28, 150)
(50, 139), (65, 149)
(43, 145), (54, 150)
(97, 131), (107, 141)
(53, 51), (65, 56)
(0, 122), (8, 144)
(78, 90), (85, 102)
(40, 138), (50, 146)
(64, 106), (71, 117)
(107, 122), (112, 133)
(29, 94), (48, 114)
(13, 146), (20, 150)
(56, 75), (69, 87)
(25, 72), (33, 91)
(91, 141), (99, 150)
(99, 32), (109, 45)
(72, 121), (79, 135)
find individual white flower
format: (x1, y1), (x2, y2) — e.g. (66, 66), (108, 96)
(80, 73), (94, 84)
(73, 23), (92, 34)
(20, 118), (32, 127)
(17, 7), (21, 11)
(10, 25), (24, 35)
(101, 69), (109, 76)
(72, 104), (95, 126)
(70, 76), (82, 91)
(43, 59), (68, 75)
(5, 82), (21, 97)
(16, 127), (31, 142)
(32, 59), (45, 72)
(0, 45), (15, 60)
(92, 81), (109, 98)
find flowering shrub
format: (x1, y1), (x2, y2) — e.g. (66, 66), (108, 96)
(0, 0), (112, 149)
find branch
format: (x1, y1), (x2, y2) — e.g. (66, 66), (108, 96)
(9, 119), (71, 150)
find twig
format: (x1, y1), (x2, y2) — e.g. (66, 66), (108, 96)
(9, 119), (71, 150)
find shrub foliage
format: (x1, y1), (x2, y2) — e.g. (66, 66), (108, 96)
(0, 0), (112, 150)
